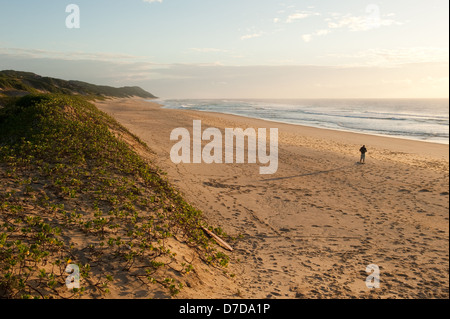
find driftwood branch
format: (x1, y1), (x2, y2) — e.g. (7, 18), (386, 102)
(201, 227), (233, 252)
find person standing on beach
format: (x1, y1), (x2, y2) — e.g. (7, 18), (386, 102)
(359, 145), (368, 164)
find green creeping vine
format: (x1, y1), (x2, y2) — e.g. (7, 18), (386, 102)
(0, 94), (230, 299)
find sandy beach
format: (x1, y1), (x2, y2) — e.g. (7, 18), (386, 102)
(95, 97), (449, 299)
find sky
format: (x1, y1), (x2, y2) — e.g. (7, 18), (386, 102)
(0, 0), (448, 99)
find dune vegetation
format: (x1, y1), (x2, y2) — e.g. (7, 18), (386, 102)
(0, 93), (231, 299)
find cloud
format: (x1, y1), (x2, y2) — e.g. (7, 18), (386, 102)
(327, 13), (402, 32)
(420, 76), (449, 89)
(301, 29), (331, 42)
(142, 63), (450, 98)
(142, 0), (162, 3)
(286, 11), (320, 23)
(327, 47), (450, 67)
(314, 29), (330, 36)
(302, 34), (312, 43)
(0, 47), (152, 64)
(240, 32), (265, 40)
(2, 49), (448, 98)
(189, 48), (229, 53)
(299, 7), (402, 43)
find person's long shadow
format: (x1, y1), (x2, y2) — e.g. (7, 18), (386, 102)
(260, 164), (358, 182)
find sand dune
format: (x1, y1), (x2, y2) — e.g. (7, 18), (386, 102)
(96, 98), (449, 299)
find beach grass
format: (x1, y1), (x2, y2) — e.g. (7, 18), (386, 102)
(0, 94), (229, 299)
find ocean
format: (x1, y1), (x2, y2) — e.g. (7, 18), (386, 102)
(155, 99), (449, 145)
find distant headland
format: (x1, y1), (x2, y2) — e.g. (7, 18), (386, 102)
(0, 70), (157, 99)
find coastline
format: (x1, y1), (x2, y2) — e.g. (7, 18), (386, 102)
(96, 97), (449, 299)
(146, 98), (448, 171)
(156, 98), (449, 146)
